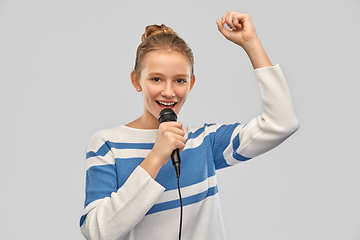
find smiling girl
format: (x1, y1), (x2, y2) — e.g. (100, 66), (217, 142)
(80, 11), (299, 240)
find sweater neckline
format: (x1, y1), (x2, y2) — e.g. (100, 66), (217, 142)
(114, 124), (190, 139)
(114, 125), (159, 133)
(121, 125), (158, 130)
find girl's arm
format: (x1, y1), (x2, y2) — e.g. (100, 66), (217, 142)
(216, 11), (272, 69)
(212, 11), (299, 165)
(80, 131), (165, 240)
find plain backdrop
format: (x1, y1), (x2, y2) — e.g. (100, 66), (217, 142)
(1, 0), (359, 239)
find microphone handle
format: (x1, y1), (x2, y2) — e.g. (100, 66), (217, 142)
(171, 149), (181, 178)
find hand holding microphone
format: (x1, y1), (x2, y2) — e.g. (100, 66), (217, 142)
(158, 108), (183, 178)
(139, 108), (184, 179)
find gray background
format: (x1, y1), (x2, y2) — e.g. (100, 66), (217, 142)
(1, 0), (359, 239)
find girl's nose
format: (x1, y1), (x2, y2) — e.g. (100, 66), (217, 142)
(161, 83), (175, 98)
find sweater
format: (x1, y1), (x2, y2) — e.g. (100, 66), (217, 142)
(80, 64), (299, 240)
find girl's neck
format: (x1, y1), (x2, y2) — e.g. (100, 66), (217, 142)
(126, 114), (160, 129)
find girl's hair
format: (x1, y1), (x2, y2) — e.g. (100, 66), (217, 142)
(134, 24), (194, 77)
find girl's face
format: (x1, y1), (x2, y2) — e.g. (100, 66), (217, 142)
(132, 50), (195, 127)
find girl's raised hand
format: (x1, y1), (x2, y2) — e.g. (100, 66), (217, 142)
(216, 11), (258, 49)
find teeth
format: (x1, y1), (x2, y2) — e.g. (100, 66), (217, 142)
(158, 101), (176, 106)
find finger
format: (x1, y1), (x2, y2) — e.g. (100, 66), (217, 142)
(221, 13), (226, 24)
(232, 15), (242, 30)
(225, 11), (235, 30)
(178, 145), (186, 153)
(175, 135), (186, 144)
(160, 121), (183, 129)
(175, 137), (186, 152)
(160, 122), (184, 136)
(168, 135), (186, 151)
(216, 19), (224, 31)
(235, 13), (252, 28)
(164, 129), (185, 142)
(171, 127), (185, 137)
(216, 20), (230, 39)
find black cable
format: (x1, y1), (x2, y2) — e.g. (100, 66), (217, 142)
(177, 176), (183, 240)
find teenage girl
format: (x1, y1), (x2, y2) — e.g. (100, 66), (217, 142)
(80, 11), (299, 240)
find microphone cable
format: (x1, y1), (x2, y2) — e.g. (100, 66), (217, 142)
(177, 174), (183, 240)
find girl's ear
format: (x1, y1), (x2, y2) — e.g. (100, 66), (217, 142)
(130, 70), (142, 92)
(190, 74), (196, 91)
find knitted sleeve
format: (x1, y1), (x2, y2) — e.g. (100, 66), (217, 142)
(212, 64), (299, 168)
(80, 130), (165, 240)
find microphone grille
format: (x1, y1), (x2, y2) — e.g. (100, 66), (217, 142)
(158, 108), (177, 123)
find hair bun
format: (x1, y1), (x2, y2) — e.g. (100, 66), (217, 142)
(141, 24), (177, 42)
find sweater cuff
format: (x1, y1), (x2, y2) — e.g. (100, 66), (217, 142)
(254, 63), (279, 72)
(105, 166), (165, 235)
(136, 165), (165, 191)
(127, 165), (165, 197)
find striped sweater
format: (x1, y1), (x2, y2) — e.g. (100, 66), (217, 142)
(80, 64), (299, 240)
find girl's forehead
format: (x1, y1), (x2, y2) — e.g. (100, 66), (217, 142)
(144, 49), (187, 61)
(141, 50), (192, 76)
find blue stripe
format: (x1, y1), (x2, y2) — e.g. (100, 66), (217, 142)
(115, 157), (144, 188)
(233, 152), (251, 161)
(86, 141), (154, 159)
(110, 142), (154, 150)
(154, 137), (216, 191)
(232, 132), (241, 150)
(214, 158), (231, 169)
(85, 164), (117, 208)
(212, 123), (241, 169)
(97, 141), (112, 157)
(86, 141), (111, 158)
(231, 129), (251, 161)
(146, 185), (218, 215)
(86, 151), (98, 159)
(79, 214), (87, 227)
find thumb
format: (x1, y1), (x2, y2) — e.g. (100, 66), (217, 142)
(216, 19), (230, 39)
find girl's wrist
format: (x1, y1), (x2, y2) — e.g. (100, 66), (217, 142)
(140, 150), (165, 179)
(243, 38), (272, 69)
(242, 37), (261, 52)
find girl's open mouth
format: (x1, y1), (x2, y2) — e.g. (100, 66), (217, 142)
(156, 101), (177, 109)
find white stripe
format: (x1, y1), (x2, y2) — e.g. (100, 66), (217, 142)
(86, 154), (115, 171)
(112, 148), (151, 159)
(83, 198), (104, 215)
(157, 175), (217, 204)
(184, 124), (218, 150)
(86, 149), (151, 171)
(137, 194), (226, 240)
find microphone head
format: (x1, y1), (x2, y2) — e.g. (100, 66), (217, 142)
(158, 108), (177, 123)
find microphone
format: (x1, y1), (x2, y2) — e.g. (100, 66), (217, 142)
(158, 108), (181, 178)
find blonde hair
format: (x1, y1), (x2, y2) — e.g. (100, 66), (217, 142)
(134, 24), (194, 76)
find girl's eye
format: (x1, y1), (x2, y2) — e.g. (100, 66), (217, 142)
(176, 79), (186, 84)
(152, 77), (161, 82)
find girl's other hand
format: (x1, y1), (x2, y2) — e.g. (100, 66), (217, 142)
(216, 11), (272, 69)
(216, 11), (258, 49)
